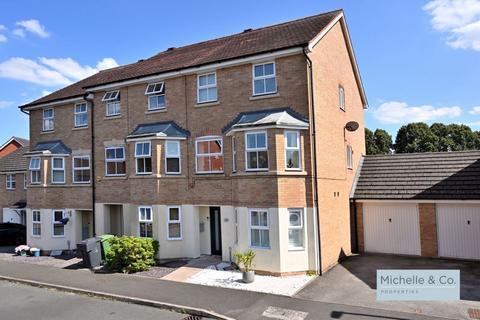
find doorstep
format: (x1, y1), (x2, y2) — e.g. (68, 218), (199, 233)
(161, 267), (202, 282)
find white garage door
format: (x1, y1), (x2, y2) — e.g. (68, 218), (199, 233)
(363, 203), (421, 255)
(437, 204), (480, 260)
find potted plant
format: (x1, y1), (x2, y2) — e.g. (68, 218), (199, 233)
(234, 250), (256, 283)
(15, 245), (30, 257)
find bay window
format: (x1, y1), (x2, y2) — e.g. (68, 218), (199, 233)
(288, 209), (304, 249)
(135, 141), (152, 174)
(29, 157), (41, 184)
(165, 140), (180, 174)
(249, 209), (270, 248)
(285, 131), (300, 170)
(245, 132), (268, 171)
(51, 157), (65, 184)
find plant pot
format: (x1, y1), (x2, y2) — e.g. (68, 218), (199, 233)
(242, 270), (255, 283)
(20, 251), (27, 257)
(32, 250), (40, 257)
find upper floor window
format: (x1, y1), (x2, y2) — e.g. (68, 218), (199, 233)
(135, 141), (152, 175)
(346, 145), (353, 170)
(197, 73), (217, 103)
(195, 137), (223, 173)
(105, 147), (126, 176)
(29, 158), (41, 184)
(74, 103), (88, 127)
(6, 174), (15, 190)
(245, 132), (268, 171)
(253, 62), (276, 96)
(285, 131), (300, 170)
(165, 140), (180, 174)
(139, 206), (153, 238)
(249, 209), (270, 248)
(73, 156), (91, 183)
(43, 108), (54, 131)
(52, 210), (65, 237)
(339, 85), (345, 111)
(145, 82), (165, 111)
(51, 157), (65, 184)
(102, 90), (121, 117)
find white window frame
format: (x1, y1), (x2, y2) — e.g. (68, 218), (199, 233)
(288, 208), (304, 250)
(72, 155), (91, 184)
(103, 90), (121, 117)
(32, 210), (41, 237)
(6, 174), (15, 190)
(52, 210), (65, 238)
(232, 136), (237, 173)
(197, 72), (217, 103)
(284, 130), (301, 170)
(249, 208), (270, 249)
(245, 131), (268, 171)
(346, 145), (353, 170)
(135, 141), (152, 175)
(74, 103), (88, 127)
(106, 101), (121, 117)
(29, 157), (41, 184)
(43, 108), (54, 132)
(145, 82), (166, 111)
(252, 62), (277, 96)
(138, 206), (153, 238)
(165, 140), (181, 175)
(339, 85), (345, 111)
(102, 90), (120, 101)
(51, 157), (65, 184)
(105, 147), (126, 176)
(167, 206), (182, 240)
(195, 136), (224, 174)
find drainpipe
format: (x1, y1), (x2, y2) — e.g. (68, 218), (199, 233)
(303, 48), (322, 275)
(84, 92), (96, 236)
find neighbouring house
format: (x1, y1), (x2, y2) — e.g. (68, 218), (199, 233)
(0, 143), (29, 224)
(352, 151), (480, 261)
(0, 136), (29, 158)
(19, 9), (368, 275)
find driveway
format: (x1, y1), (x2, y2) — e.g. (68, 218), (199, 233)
(296, 254), (480, 319)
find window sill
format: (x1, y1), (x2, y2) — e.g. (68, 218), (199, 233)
(194, 101), (220, 108)
(167, 238), (182, 241)
(194, 172), (225, 178)
(129, 174), (160, 179)
(288, 247), (305, 252)
(104, 115), (122, 120)
(146, 108), (167, 114)
(40, 130), (55, 135)
(72, 183), (92, 186)
(72, 126), (89, 131)
(232, 170), (308, 177)
(249, 246), (271, 250)
(103, 175), (127, 180)
(249, 93), (279, 101)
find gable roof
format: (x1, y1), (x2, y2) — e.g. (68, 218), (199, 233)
(26, 140), (72, 156)
(352, 150), (480, 200)
(127, 121), (190, 139)
(20, 10), (355, 109)
(222, 107), (309, 134)
(0, 136), (29, 151)
(0, 146), (29, 173)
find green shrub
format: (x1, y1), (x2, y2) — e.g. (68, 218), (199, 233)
(234, 249), (256, 272)
(105, 236), (159, 273)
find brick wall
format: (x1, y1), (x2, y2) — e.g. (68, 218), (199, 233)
(419, 203), (438, 257)
(356, 202), (364, 252)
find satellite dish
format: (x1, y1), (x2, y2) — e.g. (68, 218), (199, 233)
(345, 121), (359, 132)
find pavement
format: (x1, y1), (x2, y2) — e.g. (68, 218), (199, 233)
(0, 281), (187, 320)
(296, 254), (480, 320)
(0, 259), (440, 320)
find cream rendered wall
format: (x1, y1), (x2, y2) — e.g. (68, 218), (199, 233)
(27, 208), (83, 251)
(220, 205), (235, 262)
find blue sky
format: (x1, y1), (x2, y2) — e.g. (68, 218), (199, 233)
(0, 0), (479, 143)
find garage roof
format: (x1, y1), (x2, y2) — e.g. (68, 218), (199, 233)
(353, 150), (480, 200)
(0, 146), (29, 173)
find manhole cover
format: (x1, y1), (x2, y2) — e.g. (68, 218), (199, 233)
(182, 316), (202, 320)
(469, 308), (480, 320)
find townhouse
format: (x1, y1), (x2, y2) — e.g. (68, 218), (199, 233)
(0, 139), (29, 225)
(20, 10), (367, 275)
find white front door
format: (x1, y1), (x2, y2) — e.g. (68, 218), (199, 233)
(363, 203), (421, 255)
(437, 204), (480, 260)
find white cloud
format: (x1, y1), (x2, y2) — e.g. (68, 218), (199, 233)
(469, 106), (480, 114)
(12, 28), (25, 38)
(374, 101), (462, 124)
(15, 19), (50, 38)
(0, 56), (118, 86)
(0, 100), (13, 109)
(41, 90), (52, 97)
(0, 25), (7, 42)
(423, 0), (480, 51)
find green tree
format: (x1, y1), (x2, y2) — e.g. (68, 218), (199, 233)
(430, 123), (455, 151)
(373, 129), (392, 154)
(394, 122), (438, 153)
(365, 128), (378, 155)
(446, 124), (478, 151)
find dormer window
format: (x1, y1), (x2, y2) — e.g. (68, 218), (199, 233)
(145, 82), (165, 111)
(102, 90), (121, 117)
